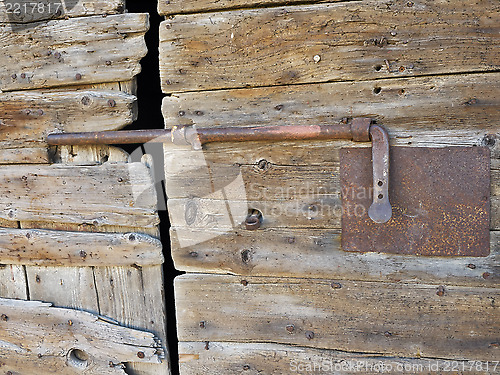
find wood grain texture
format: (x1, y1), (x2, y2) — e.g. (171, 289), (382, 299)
(0, 163), (159, 229)
(178, 342), (496, 375)
(0, 228), (163, 266)
(159, 0), (500, 93)
(0, 89), (136, 164)
(158, 0), (332, 15)
(0, 0), (125, 23)
(0, 13), (149, 91)
(175, 274), (500, 361)
(0, 298), (163, 374)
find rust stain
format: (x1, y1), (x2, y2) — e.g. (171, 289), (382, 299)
(341, 147), (490, 257)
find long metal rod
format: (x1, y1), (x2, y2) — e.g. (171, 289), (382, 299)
(46, 118), (392, 223)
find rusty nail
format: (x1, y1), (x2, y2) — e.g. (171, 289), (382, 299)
(79, 250), (87, 258)
(128, 234), (136, 241)
(35, 275), (41, 283)
(398, 89), (405, 95)
(482, 272), (491, 279)
(38, 109), (44, 116)
(384, 331), (392, 337)
(20, 73), (26, 79)
(165, 24), (172, 29)
(465, 98), (478, 105)
(54, 52), (61, 59)
(241, 280), (248, 286)
(305, 331), (315, 340)
(75, 73), (82, 80)
(195, 110), (204, 116)
(1, 314), (8, 321)
(81, 96), (91, 106)
(105, 60), (112, 66)
(490, 342), (499, 348)
(178, 110), (185, 116)
(205, 341), (209, 350)
(108, 99), (116, 108)
(286, 324), (295, 333)
(166, 80), (173, 85)
(399, 66), (406, 72)
(137, 351), (145, 359)
(241, 249), (251, 264)
(436, 285), (445, 296)
(7, 210), (14, 218)
(467, 264), (476, 269)
(189, 251), (199, 258)
(11, 74), (17, 79)
(275, 104), (284, 111)
(68, 320), (73, 326)
(243, 365), (250, 371)
(331, 282), (342, 289)
(199, 321), (206, 328)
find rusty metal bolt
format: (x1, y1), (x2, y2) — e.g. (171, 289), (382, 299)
(399, 66), (406, 72)
(305, 331), (315, 340)
(467, 264), (476, 269)
(241, 280), (248, 286)
(199, 321), (206, 328)
(1, 314), (8, 321)
(286, 324), (295, 333)
(137, 351), (145, 359)
(75, 73), (82, 80)
(107, 99), (116, 108)
(331, 282), (342, 289)
(436, 285), (445, 297)
(20, 73), (26, 79)
(245, 215), (261, 230)
(482, 272), (491, 279)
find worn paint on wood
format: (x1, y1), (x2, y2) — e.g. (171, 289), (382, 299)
(0, 0), (125, 23)
(0, 298), (163, 374)
(178, 342), (492, 375)
(0, 13), (149, 91)
(0, 163), (159, 229)
(0, 89), (137, 164)
(175, 274), (500, 361)
(159, 0), (500, 93)
(0, 228), (163, 266)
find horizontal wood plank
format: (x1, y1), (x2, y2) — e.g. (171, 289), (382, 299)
(175, 274), (500, 361)
(0, 228), (163, 266)
(0, 89), (136, 164)
(0, 298), (163, 374)
(171, 228), (499, 287)
(0, 13), (148, 91)
(0, 0), (125, 24)
(0, 163), (159, 229)
(179, 342), (497, 374)
(159, 0), (500, 92)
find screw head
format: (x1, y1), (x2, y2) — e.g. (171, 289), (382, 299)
(305, 331), (315, 340)
(286, 324), (295, 333)
(75, 73), (82, 80)
(137, 351), (145, 359)
(107, 99), (116, 108)
(241, 280), (248, 286)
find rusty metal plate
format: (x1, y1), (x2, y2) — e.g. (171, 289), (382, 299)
(341, 147), (490, 256)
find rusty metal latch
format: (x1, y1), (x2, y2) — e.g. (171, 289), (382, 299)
(47, 117), (392, 224)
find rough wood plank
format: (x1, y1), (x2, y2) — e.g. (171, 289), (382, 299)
(171, 228), (499, 287)
(0, 163), (159, 229)
(0, 0), (125, 24)
(175, 274), (500, 361)
(0, 228), (163, 266)
(158, 0), (332, 15)
(0, 298), (163, 374)
(0, 13), (149, 91)
(179, 342), (497, 375)
(0, 89), (136, 164)
(0, 264), (27, 299)
(159, 0), (500, 93)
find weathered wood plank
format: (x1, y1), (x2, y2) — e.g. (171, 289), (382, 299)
(158, 0), (333, 16)
(0, 0), (125, 24)
(171, 228), (499, 287)
(0, 13), (148, 91)
(0, 264), (27, 299)
(0, 228), (163, 266)
(0, 163), (159, 229)
(179, 342), (498, 375)
(0, 298), (163, 374)
(175, 274), (500, 361)
(159, 0), (500, 93)
(0, 89), (136, 164)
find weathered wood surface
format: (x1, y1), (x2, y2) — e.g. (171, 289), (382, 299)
(0, 13), (148, 91)
(0, 0), (125, 23)
(159, 0), (500, 93)
(179, 342), (497, 375)
(0, 228), (163, 266)
(0, 89), (136, 164)
(0, 298), (163, 374)
(171, 229), (499, 287)
(158, 0), (333, 15)
(0, 163), (159, 229)
(175, 274), (500, 361)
